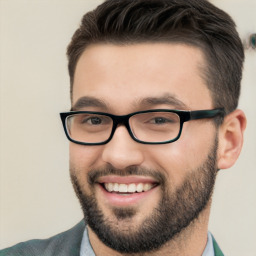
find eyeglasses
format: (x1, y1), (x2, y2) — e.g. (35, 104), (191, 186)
(60, 108), (225, 145)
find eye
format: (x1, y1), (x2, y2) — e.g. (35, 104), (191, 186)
(85, 116), (103, 125)
(79, 114), (112, 126)
(152, 117), (169, 124)
(149, 117), (175, 125)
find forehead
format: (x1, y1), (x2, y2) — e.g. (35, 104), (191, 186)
(72, 43), (212, 112)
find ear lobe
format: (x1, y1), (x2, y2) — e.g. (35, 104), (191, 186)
(217, 109), (246, 170)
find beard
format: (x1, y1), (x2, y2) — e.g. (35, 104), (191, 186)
(70, 139), (218, 254)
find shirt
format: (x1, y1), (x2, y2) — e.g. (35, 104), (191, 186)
(80, 226), (215, 256)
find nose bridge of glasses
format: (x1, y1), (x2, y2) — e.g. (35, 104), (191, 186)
(108, 113), (139, 144)
(111, 114), (132, 133)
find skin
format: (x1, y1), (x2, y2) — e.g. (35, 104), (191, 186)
(70, 43), (246, 255)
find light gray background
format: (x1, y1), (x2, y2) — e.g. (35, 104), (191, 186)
(0, 0), (255, 255)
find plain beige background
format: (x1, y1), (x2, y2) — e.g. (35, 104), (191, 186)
(0, 0), (255, 255)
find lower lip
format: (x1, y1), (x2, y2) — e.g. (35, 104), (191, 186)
(97, 184), (159, 207)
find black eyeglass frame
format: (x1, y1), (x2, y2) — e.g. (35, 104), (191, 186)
(60, 108), (225, 145)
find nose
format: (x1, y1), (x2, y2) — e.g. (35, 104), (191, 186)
(101, 126), (144, 170)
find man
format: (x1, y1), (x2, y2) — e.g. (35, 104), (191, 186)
(1, 0), (246, 255)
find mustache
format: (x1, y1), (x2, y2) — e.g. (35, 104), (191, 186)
(87, 165), (166, 185)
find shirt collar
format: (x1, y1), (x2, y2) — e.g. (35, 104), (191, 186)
(202, 232), (215, 256)
(80, 226), (95, 256)
(80, 227), (215, 256)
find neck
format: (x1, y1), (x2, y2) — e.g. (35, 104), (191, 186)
(88, 203), (211, 256)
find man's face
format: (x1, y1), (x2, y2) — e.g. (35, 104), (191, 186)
(70, 43), (218, 253)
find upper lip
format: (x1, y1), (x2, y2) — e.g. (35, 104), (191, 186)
(97, 175), (159, 185)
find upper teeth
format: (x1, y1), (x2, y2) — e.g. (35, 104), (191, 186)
(104, 183), (154, 193)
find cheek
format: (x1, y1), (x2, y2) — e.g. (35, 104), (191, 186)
(180, 121), (217, 163)
(146, 122), (216, 186)
(69, 143), (103, 171)
(145, 145), (190, 186)
(69, 144), (104, 195)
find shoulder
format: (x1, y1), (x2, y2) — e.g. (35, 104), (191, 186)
(0, 221), (85, 256)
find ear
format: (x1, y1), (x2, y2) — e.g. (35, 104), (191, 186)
(217, 109), (246, 170)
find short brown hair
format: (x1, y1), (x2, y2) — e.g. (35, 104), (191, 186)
(67, 0), (244, 114)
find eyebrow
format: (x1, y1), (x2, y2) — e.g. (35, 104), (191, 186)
(71, 94), (188, 112)
(71, 96), (108, 111)
(138, 94), (189, 110)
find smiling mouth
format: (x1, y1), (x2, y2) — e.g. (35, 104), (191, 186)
(100, 182), (158, 194)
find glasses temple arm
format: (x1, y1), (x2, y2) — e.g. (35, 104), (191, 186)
(190, 108), (225, 120)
